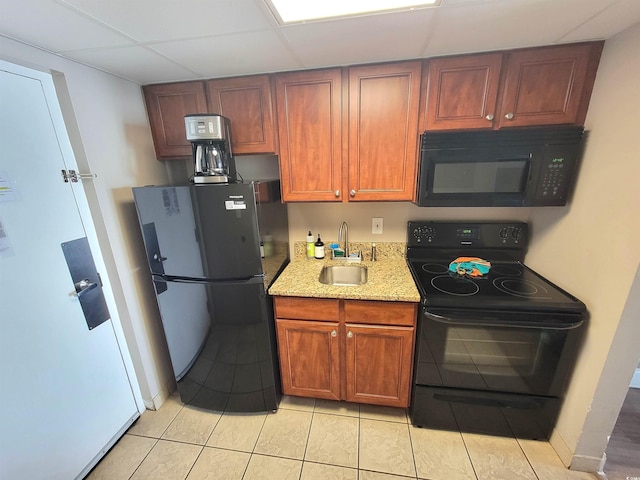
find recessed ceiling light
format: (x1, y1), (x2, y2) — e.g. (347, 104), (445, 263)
(266, 0), (440, 24)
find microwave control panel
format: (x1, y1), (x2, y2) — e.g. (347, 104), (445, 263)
(532, 147), (577, 204)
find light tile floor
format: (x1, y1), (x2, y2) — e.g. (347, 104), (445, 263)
(87, 395), (599, 480)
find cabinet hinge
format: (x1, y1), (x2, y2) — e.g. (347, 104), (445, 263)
(61, 169), (97, 183)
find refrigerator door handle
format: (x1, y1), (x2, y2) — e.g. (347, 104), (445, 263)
(153, 253), (168, 263)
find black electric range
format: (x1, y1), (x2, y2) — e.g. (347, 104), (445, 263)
(406, 221), (587, 439)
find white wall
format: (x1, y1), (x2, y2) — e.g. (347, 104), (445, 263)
(525, 23), (640, 470)
(0, 37), (175, 408)
(288, 203), (530, 245)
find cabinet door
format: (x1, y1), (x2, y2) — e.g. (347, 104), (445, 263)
(275, 69), (343, 202)
(206, 75), (277, 155)
(276, 319), (341, 400)
(498, 43), (602, 128)
(345, 324), (414, 407)
(423, 53), (503, 131)
(348, 62), (422, 201)
(143, 82), (208, 159)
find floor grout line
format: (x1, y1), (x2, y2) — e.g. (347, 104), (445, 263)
(92, 396), (596, 480)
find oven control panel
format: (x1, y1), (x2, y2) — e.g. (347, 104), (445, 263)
(408, 221), (528, 249)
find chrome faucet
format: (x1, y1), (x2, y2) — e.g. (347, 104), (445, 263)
(338, 221), (349, 258)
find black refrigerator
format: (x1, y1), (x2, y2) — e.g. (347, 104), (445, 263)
(133, 180), (289, 412)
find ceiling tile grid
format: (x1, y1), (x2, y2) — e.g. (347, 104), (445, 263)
(1, 0), (639, 83)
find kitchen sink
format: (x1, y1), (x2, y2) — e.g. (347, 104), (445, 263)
(319, 265), (368, 286)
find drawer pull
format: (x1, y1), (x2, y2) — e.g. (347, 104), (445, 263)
(331, 330), (337, 337)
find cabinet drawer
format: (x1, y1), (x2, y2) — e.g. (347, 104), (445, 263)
(344, 300), (417, 326)
(274, 296), (340, 321)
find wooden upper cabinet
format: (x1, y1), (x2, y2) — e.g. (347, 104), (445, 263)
(423, 42), (603, 131)
(275, 69), (343, 202)
(206, 75), (277, 155)
(497, 43), (603, 128)
(348, 61), (422, 202)
(423, 53), (503, 130)
(143, 82), (208, 159)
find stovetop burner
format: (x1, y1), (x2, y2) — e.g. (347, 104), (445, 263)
(421, 263), (449, 275)
(489, 264), (522, 277)
(431, 275), (480, 296)
(493, 276), (551, 298)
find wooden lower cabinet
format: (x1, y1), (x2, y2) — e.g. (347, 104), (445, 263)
(274, 296), (417, 408)
(345, 324), (415, 408)
(276, 319), (340, 400)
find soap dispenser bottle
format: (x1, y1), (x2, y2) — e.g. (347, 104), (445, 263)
(314, 234), (325, 259)
(306, 231), (315, 258)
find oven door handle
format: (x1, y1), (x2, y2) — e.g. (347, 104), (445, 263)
(424, 309), (584, 330)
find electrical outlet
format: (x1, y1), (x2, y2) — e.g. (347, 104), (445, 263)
(372, 217), (383, 234)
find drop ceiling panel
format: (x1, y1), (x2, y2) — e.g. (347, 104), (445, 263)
(0, 0), (134, 52)
(424, 0), (612, 56)
(559, 0), (640, 43)
(148, 30), (302, 79)
(59, 0), (275, 43)
(64, 46), (198, 84)
(280, 9), (437, 68)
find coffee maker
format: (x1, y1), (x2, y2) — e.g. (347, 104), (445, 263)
(184, 114), (237, 184)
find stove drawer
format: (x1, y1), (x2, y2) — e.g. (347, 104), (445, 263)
(410, 385), (559, 440)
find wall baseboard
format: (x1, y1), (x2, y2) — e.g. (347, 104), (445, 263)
(571, 454), (606, 473)
(143, 382), (174, 411)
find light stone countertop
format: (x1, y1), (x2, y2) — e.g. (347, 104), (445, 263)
(268, 243), (420, 302)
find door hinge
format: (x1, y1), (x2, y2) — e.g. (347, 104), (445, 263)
(61, 169), (97, 183)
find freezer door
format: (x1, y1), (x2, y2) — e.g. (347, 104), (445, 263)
(192, 183), (263, 279)
(133, 186), (207, 279)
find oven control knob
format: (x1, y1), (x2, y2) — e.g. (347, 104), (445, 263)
(512, 228), (522, 241)
(423, 227), (436, 242)
(499, 228), (508, 239)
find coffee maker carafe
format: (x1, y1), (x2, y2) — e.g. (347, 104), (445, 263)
(184, 114), (237, 184)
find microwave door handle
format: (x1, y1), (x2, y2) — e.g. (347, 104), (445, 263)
(424, 309), (583, 330)
(525, 154), (533, 181)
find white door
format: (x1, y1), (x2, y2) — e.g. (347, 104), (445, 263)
(0, 63), (140, 479)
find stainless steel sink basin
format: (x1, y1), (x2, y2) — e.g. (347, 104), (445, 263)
(319, 265), (368, 286)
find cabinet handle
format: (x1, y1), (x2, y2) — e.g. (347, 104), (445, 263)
(335, 190), (340, 197)
(350, 189), (356, 197)
(331, 330), (337, 337)
(485, 114), (494, 121)
(347, 331), (353, 338)
(505, 112), (514, 120)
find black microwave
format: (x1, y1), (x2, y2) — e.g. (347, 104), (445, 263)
(415, 127), (585, 207)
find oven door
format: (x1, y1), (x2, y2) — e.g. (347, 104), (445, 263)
(414, 308), (584, 396)
(411, 307), (584, 439)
